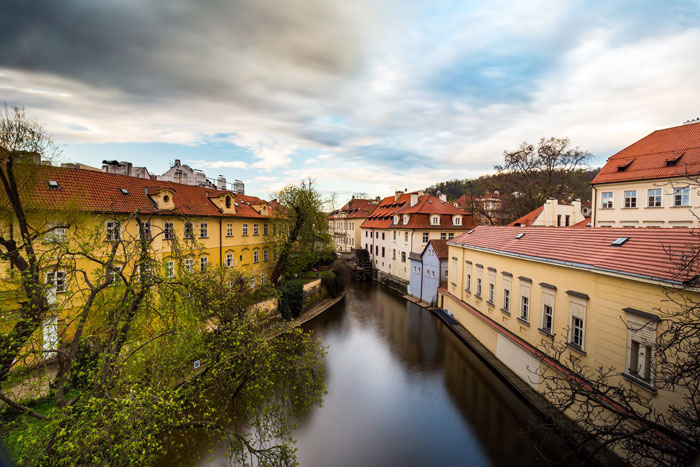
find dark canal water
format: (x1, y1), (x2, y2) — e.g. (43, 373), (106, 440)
(170, 282), (569, 466)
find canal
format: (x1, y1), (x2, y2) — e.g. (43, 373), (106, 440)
(171, 281), (572, 466)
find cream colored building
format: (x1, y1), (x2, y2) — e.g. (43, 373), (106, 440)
(592, 121), (700, 228)
(328, 198), (378, 253)
(510, 199), (586, 227)
(439, 226), (697, 414)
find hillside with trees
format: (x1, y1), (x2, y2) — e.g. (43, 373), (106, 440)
(426, 138), (601, 224)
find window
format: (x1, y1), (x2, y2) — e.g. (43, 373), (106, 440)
(105, 221), (120, 241)
(541, 290), (555, 333)
(253, 250), (259, 263)
(382, 247), (385, 257)
(557, 214), (562, 227)
(165, 261), (174, 278)
(404, 232), (409, 242)
(184, 222), (194, 239)
(382, 232), (385, 240)
(403, 215), (409, 225)
(226, 223), (233, 237)
(184, 258), (194, 273)
(225, 253), (233, 267)
(624, 190), (637, 208)
(164, 222), (174, 240)
(503, 288), (510, 311)
(454, 216), (462, 226)
(466, 273), (471, 293)
(626, 314), (657, 384)
(139, 222), (151, 240)
(261, 273), (266, 285)
(431, 216), (440, 225)
(249, 277), (256, 289)
(647, 188), (662, 207)
(487, 269), (495, 303)
(401, 252), (406, 263)
(46, 270), (66, 293)
(375, 246), (379, 255)
(601, 191), (613, 209)
(107, 265), (122, 285)
(569, 297), (587, 350)
(263, 249), (269, 262)
(488, 283), (494, 303)
(565, 215), (570, 227)
(225, 196), (231, 209)
(440, 233), (446, 240)
(46, 223), (67, 242)
(673, 186), (690, 206)
(393, 249), (396, 260)
(43, 316), (58, 359)
(242, 223), (248, 236)
(263, 223), (269, 235)
(476, 278), (482, 297)
(392, 231), (395, 240)
(422, 232), (429, 243)
(200, 223), (208, 238)
(448, 233), (454, 240)
(450, 259), (457, 284)
(200, 256), (208, 272)
(253, 223), (259, 235)
(521, 296), (529, 321)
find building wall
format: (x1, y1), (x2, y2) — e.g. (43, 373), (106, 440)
(409, 257), (422, 299)
(390, 229), (464, 282)
(593, 177), (700, 227)
(438, 243), (689, 413)
(534, 199), (586, 227)
(421, 245), (444, 306)
(329, 217), (362, 253)
(361, 228), (393, 276)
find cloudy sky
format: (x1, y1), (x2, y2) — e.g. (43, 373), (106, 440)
(2, 0), (699, 202)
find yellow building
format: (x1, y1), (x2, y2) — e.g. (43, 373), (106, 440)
(592, 120), (700, 228)
(438, 226), (698, 413)
(1, 165), (276, 358)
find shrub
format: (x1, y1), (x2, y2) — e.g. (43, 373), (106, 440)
(320, 270), (342, 298)
(278, 281), (304, 320)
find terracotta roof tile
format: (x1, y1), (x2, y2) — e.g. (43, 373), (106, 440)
(449, 226), (699, 284)
(592, 121), (700, 185)
(15, 165), (270, 219)
(427, 239), (449, 260)
(508, 206), (544, 227)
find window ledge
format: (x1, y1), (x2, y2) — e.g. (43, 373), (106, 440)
(465, 289), (471, 295)
(622, 373), (656, 393)
(474, 294), (482, 300)
(538, 328), (554, 338)
(500, 308), (510, 315)
(516, 317), (530, 326)
(450, 282), (457, 286)
(566, 342), (586, 355)
(253, 234), (260, 236)
(671, 205), (690, 208)
(242, 234), (249, 237)
(486, 300), (495, 307)
(645, 206), (663, 209)
(621, 207), (638, 209)
(199, 236), (209, 239)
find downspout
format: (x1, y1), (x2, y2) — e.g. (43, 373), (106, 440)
(219, 217), (223, 266)
(419, 256), (424, 301)
(591, 185), (597, 227)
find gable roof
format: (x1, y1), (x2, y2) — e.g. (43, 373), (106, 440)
(425, 239), (449, 260)
(508, 206), (544, 227)
(328, 198), (379, 220)
(592, 121), (700, 185)
(11, 165), (270, 219)
(449, 226), (699, 285)
(361, 192), (413, 229)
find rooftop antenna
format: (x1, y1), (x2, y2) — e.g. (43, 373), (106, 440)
(683, 117), (700, 125)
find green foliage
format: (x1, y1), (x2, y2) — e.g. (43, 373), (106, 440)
(278, 281), (304, 320)
(320, 271), (342, 298)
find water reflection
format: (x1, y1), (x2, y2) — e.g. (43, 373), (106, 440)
(295, 282), (566, 467)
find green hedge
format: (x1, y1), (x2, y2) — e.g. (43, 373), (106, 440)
(320, 270), (342, 298)
(278, 281), (304, 320)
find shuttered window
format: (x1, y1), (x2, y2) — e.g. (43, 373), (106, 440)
(520, 282), (531, 321)
(626, 315), (657, 385)
(541, 290), (555, 332)
(568, 297), (587, 350)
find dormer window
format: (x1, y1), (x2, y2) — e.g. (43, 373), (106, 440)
(403, 214), (409, 225)
(453, 216), (462, 226)
(431, 215), (440, 225)
(225, 196), (231, 208)
(163, 195), (170, 203)
(393, 215), (400, 224)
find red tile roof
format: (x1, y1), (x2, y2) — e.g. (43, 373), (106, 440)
(14, 165), (270, 219)
(569, 218), (591, 228)
(592, 121), (700, 185)
(328, 198), (379, 220)
(508, 206), (543, 227)
(449, 226), (699, 284)
(427, 239), (449, 260)
(360, 192), (413, 229)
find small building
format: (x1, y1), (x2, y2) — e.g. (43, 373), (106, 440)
(158, 159), (215, 188)
(409, 239), (449, 305)
(509, 199), (587, 227)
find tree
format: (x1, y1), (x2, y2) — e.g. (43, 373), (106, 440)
(495, 137), (592, 221)
(530, 233), (700, 466)
(269, 178), (333, 285)
(0, 108), (326, 466)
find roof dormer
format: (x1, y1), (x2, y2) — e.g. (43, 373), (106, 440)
(431, 215), (440, 226)
(251, 202), (269, 216)
(393, 215), (400, 225)
(210, 193), (237, 214)
(452, 215), (462, 226)
(403, 214), (410, 225)
(148, 187), (176, 211)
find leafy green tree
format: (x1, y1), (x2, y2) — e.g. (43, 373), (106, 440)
(269, 178), (333, 285)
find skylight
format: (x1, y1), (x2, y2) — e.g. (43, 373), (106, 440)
(467, 229), (474, 234)
(611, 237), (629, 246)
(47, 180), (60, 189)
(515, 233), (525, 239)
(120, 188), (129, 195)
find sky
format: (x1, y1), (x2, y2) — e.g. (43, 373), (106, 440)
(1, 0), (699, 203)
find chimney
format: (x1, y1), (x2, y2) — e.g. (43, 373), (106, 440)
(174, 159), (181, 167)
(439, 193), (447, 202)
(410, 193), (419, 207)
(217, 175), (226, 190)
(394, 190), (403, 201)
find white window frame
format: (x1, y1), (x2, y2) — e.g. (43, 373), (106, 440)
(431, 215), (440, 225)
(200, 223), (208, 238)
(253, 250), (259, 263)
(46, 270), (66, 293)
(647, 188), (662, 207)
(200, 256), (208, 272)
(226, 223), (233, 237)
(254, 223), (259, 235)
(673, 186), (690, 207)
(225, 252), (234, 267)
(164, 222), (175, 240)
(568, 296), (587, 351)
(184, 258), (194, 273)
(105, 221), (121, 242)
(520, 282), (531, 321)
(601, 191), (614, 209)
(242, 223), (249, 236)
(263, 249), (269, 262)
(453, 216), (462, 226)
(184, 222), (194, 239)
(624, 190), (637, 208)
(422, 232), (429, 243)
(263, 223), (269, 235)
(626, 314), (657, 385)
(541, 289), (555, 333)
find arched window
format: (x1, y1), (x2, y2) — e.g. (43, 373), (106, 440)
(225, 196), (231, 208)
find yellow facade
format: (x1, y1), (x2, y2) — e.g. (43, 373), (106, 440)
(438, 243), (692, 413)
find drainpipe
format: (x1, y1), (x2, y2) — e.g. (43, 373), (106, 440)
(219, 217), (223, 266)
(591, 186), (597, 227)
(419, 257), (424, 301)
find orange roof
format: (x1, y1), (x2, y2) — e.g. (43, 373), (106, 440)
(592, 121), (700, 185)
(361, 192), (413, 229)
(569, 218), (591, 228)
(13, 165), (270, 219)
(328, 198), (379, 220)
(508, 206), (543, 227)
(449, 226), (699, 284)
(426, 239), (449, 260)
